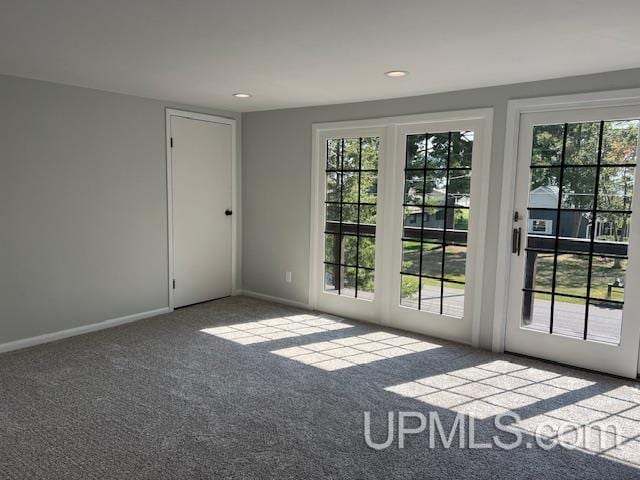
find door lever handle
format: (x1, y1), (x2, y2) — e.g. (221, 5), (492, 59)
(225, 209), (232, 216)
(512, 227), (522, 255)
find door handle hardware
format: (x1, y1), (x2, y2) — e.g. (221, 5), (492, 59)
(512, 227), (522, 255)
(225, 209), (232, 216)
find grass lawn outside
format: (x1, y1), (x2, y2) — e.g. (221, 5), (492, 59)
(401, 242), (626, 305)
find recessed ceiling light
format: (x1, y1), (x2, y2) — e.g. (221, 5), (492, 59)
(384, 70), (409, 78)
(232, 93), (252, 98)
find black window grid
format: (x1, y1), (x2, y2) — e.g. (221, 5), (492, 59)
(324, 137), (378, 298)
(523, 121), (633, 339)
(401, 131), (471, 315)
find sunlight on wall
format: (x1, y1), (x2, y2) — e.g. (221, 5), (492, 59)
(200, 313), (352, 345)
(271, 331), (441, 371)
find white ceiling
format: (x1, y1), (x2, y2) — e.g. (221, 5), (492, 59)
(1, 0), (639, 112)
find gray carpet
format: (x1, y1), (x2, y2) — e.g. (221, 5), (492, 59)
(1, 296), (639, 479)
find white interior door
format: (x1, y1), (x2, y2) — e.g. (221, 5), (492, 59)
(171, 115), (232, 308)
(504, 105), (640, 378)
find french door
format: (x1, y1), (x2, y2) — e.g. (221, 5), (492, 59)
(311, 111), (492, 345)
(313, 127), (387, 323)
(387, 120), (489, 343)
(504, 105), (640, 378)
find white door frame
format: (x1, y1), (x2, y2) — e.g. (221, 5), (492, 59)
(309, 109), (493, 347)
(493, 88), (640, 375)
(165, 108), (240, 311)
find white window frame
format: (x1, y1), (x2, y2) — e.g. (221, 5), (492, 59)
(310, 109), (493, 346)
(493, 89), (640, 377)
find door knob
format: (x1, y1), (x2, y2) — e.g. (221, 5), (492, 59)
(225, 209), (232, 216)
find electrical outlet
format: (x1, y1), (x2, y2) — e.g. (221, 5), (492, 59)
(285, 271), (292, 283)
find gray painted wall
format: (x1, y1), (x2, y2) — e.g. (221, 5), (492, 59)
(0, 74), (240, 344)
(242, 68), (640, 349)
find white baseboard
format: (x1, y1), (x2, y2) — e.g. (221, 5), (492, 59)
(0, 307), (171, 354)
(237, 290), (312, 310)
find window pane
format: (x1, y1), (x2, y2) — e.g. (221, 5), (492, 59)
(427, 133), (450, 169)
(602, 120), (639, 165)
(401, 241), (421, 275)
(360, 205), (376, 225)
(358, 236), (376, 269)
(401, 129), (474, 315)
(420, 278), (441, 314)
(342, 172), (359, 203)
(325, 203), (340, 222)
(554, 254), (589, 297)
(343, 235), (358, 266)
(527, 209), (556, 237)
(557, 210), (590, 241)
(442, 282), (465, 318)
(400, 275), (419, 308)
(450, 131), (473, 168)
(529, 167), (560, 207)
(326, 173), (340, 202)
(448, 170), (471, 203)
(451, 208), (469, 232)
(324, 263), (339, 294)
(444, 244), (466, 283)
(561, 167), (596, 209)
(595, 212), (631, 242)
(597, 166), (634, 211)
(522, 292), (551, 332)
(526, 251), (554, 292)
(552, 296), (586, 339)
(532, 124), (564, 166)
(590, 256), (626, 302)
(341, 267), (357, 297)
(565, 122), (599, 165)
(403, 205), (420, 227)
(343, 139), (360, 170)
(360, 172), (377, 203)
(586, 301), (623, 344)
(327, 139), (340, 170)
(424, 170), (447, 206)
(361, 137), (379, 169)
(357, 269), (375, 300)
(323, 136), (379, 299)
(324, 234), (339, 264)
(404, 172), (424, 205)
(422, 207), (446, 233)
(406, 134), (426, 169)
(342, 204), (358, 224)
(421, 242), (442, 278)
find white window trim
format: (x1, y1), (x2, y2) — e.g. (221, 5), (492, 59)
(310, 108), (493, 347)
(493, 89), (640, 367)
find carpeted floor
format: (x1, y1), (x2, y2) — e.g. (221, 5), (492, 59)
(1, 296), (640, 479)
